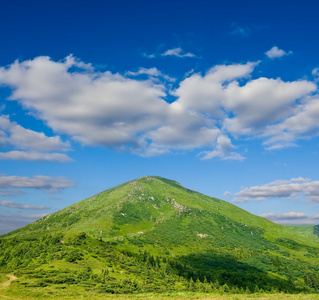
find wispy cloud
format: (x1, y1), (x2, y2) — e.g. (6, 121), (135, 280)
(161, 47), (196, 58)
(224, 191), (232, 197)
(0, 190), (25, 197)
(0, 200), (49, 210)
(0, 175), (76, 193)
(142, 52), (155, 59)
(234, 177), (319, 203)
(0, 151), (72, 162)
(125, 67), (176, 82)
(312, 68), (319, 82)
(265, 46), (293, 59)
(260, 211), (319, 225)
(260, 212), (307, 220)
(230, 23), (251, 36)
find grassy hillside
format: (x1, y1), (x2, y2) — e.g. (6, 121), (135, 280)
(1, 176), (319, 296)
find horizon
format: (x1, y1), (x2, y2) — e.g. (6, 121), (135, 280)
(1, 0), (319, 234)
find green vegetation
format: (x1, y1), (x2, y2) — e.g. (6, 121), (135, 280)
(1, 176), (319, 298)
(0, 273), (7, 284)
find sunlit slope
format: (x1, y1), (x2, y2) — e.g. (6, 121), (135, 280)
(3, 176), (317, 249)
(4, 176), (318, 250)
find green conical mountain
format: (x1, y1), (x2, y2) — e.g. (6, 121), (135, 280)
(1, 176), (319, 295)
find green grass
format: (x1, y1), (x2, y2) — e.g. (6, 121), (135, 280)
(1, 284), (319, 300)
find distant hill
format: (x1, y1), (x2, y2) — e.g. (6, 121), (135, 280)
(1, 176), (319, 295)
(285, 225), (319, 241)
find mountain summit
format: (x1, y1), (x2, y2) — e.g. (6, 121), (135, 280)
(1, 176), (319, 294)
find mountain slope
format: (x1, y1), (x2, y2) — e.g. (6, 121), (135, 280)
(1, 176), (319, 294)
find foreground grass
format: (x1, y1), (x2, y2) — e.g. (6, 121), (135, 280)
(1, 293), (319, 300)
(1, 281), (319, 300)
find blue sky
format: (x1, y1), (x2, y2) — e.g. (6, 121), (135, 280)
(1, 0), (319, 234)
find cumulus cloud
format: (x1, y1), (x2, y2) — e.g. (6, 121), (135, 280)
(0, 55), (168, 150)
(223, 78), (316, 137)
(172, 61), (316, 152)
(265, 46), (293, 59)
(0, 115), (69, 151)
(262, 95), (319, 149)
(233, 177), (319, 203)
(171, 62), (258, 120)
(0, 115), (72, 162)
(199, 135), (244, 161)
(0, 200), (49, 210)
(0, 175), (76, 193)
(144, 108), (220, 154)
(161, 47), (196, 58)
(0, 55), (318, 159)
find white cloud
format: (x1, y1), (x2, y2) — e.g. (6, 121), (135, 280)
(223, 78), (316, 137)
(265, 46), (293, 59)
(0, 115), (70, 152)
(0, 151), (72, 162)
(0, 56), (168, 150)
(262, 95), (319, 149)
(145, 110), (220, 151)
(0, 55), (318, 160)
(172, 62), (258, 119)
(0, 115), (72, 162)
(161, 47), (196, 58)
(0, 200), (49, 210)
(199, 135), (244, 161)
(0, 175), (76, 193)
(233, 177), (319, 203)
